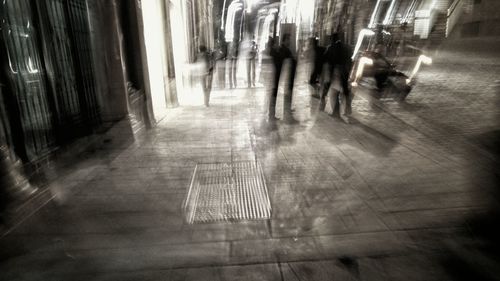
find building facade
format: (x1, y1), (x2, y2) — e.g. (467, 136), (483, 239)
(0, 0), (152, 165)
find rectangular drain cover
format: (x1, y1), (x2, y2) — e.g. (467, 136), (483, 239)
(184, 161), (271, 223)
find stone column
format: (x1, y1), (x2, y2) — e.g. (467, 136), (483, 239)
(111, 0), (155, 129)
(159, 0), (179, 107)
(132, 0), (155, 128)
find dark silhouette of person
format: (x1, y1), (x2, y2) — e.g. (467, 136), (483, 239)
(308, 37), (325, 97)
(195, 45), (214, 107)
(319, 33), (353, 123)
(269, 34), (297, 123)
(247, 39), (257, 88)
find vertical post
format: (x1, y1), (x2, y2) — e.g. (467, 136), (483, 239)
(133, 0), (155, 128)
(159, 0), (179, 107)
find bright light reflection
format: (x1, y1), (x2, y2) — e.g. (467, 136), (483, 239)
(225, 3), (243, 42)
(383, 0), (397, 25)
(352, 29), (375, 60)
(354, 57), (374, 84)
(368, 0), (382, 28)
(246, 0), (253, 13)
(27, 57), (39, 73)
(407, 54), (432, 84)
(141, 0), (168, 117)
(259, 11), (277, 52)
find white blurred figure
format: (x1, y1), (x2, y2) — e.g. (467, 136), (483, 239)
(194, 45), (214, 107)
(247, 39), (258, 88)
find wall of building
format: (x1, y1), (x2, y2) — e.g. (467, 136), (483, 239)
(457, 0), (500, 37)
(0, 0), (152, 165)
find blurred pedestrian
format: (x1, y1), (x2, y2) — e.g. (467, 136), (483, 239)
(214, 40), (226, 89)
(227, 41), (239, 89)
(269, 34), (298, 123)
(247, 39), (257, 88)
(258, 37), (275, 93)
(319, 33), (353, 123)
(308, 37), (325, 98)
(195, 45), (214, 107)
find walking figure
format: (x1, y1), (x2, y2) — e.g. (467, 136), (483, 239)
(308, 37), (325, 97)
(247, 40), (257, 88)
(196, 45), (214, 107)
(269, 34), (298, 123)
(227, 42), (239, 89)
(319, 33), (353, 123)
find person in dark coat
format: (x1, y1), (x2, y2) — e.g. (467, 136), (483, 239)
(269, 34), (297, 123)
(319, 33), (353, 123)
(308, 37), (325, 97)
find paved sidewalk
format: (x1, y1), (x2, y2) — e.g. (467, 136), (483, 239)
(0, 54), (499, 280)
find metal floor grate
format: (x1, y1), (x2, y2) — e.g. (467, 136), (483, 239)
(184, 161), (271, 223)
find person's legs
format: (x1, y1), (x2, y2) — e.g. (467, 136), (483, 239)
(309, 65), (321, 85)
(269, 65), (281, 120)
(339, 90), (350, 123)
(202, 75), (208, 106)
(203, 90), (209, 107)
(217, 60), (225, 88)
(319, 81), (330, 111)
(329, 89), (340, 115)
(269, 89), (278, 119)
(247, 58), (252, 87)
(231, 59), (238, 88)
(284, 61), (297, 122)
(251, 58), (256, 87)
(340, 72), (351, 115)
(227, 59), (233, 88)
(309, 64), (322, 98)
(319, 65), (332, 110)
(309, 68), (316, 85)
(204, 72), (213, 106)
